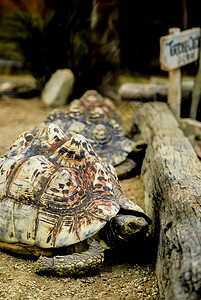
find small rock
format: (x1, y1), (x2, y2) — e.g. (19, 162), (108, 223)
(41, 69), (74, 106)
(115, 158), (136, 179)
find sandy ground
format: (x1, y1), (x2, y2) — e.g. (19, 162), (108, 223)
(0, 95), (159, 300)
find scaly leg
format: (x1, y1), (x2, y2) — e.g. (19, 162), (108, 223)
(35, 239), (104, 276)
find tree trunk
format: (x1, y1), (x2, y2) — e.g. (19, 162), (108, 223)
(132, 102), (201, 300)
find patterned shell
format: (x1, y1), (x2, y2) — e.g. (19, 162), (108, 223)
(33, 90), (135, 166)
(0, 124), (146, 249)
(71, 89), (122, 125)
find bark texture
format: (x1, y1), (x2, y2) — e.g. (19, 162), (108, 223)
(132, 102), (201, 300)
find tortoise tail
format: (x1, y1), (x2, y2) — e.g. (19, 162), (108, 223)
(35, 239), (104, 276)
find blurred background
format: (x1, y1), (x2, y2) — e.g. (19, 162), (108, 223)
(0, 0), (200, 99)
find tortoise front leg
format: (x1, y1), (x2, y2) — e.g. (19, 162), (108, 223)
(35, 239), (104, 276)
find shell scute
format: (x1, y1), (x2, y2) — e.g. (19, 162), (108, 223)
(0, 198), (17, 243)
(0, 131), (34, 197)
(13, 202), (37, 245)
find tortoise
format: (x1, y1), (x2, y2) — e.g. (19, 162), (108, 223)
(34, 90), (122, 131)
(33, 90), (146, 178)
(0, 123), (151, 276)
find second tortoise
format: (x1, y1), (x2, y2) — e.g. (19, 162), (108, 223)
(33, 90), (146, 178)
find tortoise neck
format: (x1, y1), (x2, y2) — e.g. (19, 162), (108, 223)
(99, 220), (117, 248)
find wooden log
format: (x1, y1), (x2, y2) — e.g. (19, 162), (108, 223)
(132, 102), (201, 300)
(119, 82), (192, 102)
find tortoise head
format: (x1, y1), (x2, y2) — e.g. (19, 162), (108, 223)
(106, 214), (150, 246)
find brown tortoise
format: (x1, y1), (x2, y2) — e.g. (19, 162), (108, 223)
(0, 124), (151, 276)
(33, 90), (146, 178)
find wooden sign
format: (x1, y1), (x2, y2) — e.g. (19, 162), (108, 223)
(160, 28), (200, 71)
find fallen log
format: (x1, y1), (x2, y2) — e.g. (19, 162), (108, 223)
(119, 82), (193, 102)
(132, 102), (201, 300)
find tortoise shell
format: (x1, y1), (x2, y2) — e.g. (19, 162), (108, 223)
(72, 90), (122, 125)
(33, 90), (135, 166)
(42, 89), (122, 126)
(0, 124), (146, 249)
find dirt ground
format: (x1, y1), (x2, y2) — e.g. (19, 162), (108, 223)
(0, 93), (159, 300)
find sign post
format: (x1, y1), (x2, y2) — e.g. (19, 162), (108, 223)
(167, 28), (181, 120)
(160, 27), (200, 120)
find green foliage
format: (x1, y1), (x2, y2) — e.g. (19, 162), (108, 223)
(1, 11), (46, 88)
(0, 0), (116, 97)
